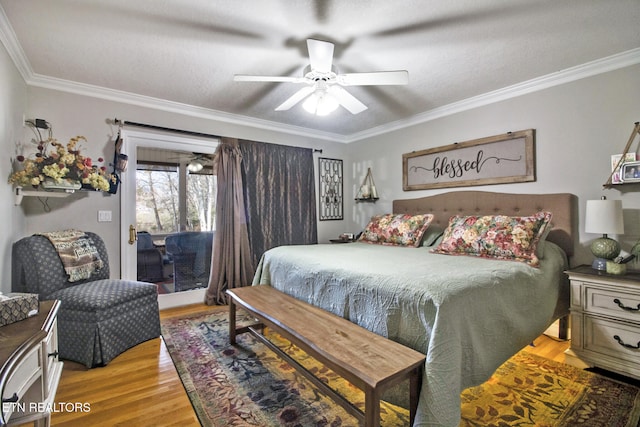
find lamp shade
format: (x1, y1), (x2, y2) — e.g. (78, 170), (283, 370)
(585, 199), (624, 235)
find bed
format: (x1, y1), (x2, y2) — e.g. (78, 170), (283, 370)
(252, 190), (578, 426)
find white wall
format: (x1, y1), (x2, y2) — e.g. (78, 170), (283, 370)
(346, 64), (640, 267)
(0, 41), (27, 293)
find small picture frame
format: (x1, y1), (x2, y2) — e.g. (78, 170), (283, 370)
(621, 161), (640, 182)
(611, 153), (637, 184)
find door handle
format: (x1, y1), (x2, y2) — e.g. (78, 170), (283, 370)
(129, 225), (137, 245)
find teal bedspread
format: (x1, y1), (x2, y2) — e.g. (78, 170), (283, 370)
(252, 241), (568, 426)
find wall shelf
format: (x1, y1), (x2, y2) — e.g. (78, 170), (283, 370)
(356, 168), (379, 203)
(604, 122), (640, 190)
(14, 186), (76, 205)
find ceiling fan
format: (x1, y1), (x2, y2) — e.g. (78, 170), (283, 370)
(234, 39), (409, 115)
(168, 152), (212, 172)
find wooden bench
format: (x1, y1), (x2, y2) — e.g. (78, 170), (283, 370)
(226, 285), (425, 427)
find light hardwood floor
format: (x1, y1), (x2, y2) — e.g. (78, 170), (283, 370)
(47, 304), (570, 426)
(49, 303), (218, 427)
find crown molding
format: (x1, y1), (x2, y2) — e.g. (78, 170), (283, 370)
(26, 73), (349, 143)
(345, 48), (640, 143)
(0, 5), (32, 80)
(2, 6), (638, 144)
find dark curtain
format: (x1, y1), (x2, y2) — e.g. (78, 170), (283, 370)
(204, 138), (255, 305)
(239, 140), (318, 268)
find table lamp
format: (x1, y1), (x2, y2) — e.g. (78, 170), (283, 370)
(585, 198), (624, 270)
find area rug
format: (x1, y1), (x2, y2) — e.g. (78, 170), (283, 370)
(460, 351), (640, 427)
(162, 309), (640, 426)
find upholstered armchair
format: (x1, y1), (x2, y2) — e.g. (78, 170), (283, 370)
(165, 231), (214, 292)
(11, 231), (161, 368)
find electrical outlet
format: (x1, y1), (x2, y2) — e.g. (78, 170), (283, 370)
(35, 119), (48, 129)
(98, 210), (112, 222)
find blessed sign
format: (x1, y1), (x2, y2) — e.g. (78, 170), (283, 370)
(403, 129), (535, 190)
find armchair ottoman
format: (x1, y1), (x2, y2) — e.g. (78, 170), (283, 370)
(11, 231), (161, 368)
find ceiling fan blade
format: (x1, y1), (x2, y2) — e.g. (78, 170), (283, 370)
(275, 86), (316, 111)
(234, 75), (306, 83)
(307, 39), (334, 73)
(337, 71), (409, 86)
(327, 86), (368, 115)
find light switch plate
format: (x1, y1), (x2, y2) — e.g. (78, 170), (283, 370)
(98, 210), (112, 222)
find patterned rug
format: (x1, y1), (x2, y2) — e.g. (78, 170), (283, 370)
(460, 352), (640, 427)
(161, 309), (640, 426)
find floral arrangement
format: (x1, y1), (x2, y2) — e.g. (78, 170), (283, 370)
(9, 135), (115, 191)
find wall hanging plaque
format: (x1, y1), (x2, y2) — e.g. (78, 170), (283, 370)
(318, 157), (343, 220)
(403, 129), (535, 191)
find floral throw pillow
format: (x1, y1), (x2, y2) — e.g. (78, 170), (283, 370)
(431, 211), (553, 267)
(358, 213), (435, 247)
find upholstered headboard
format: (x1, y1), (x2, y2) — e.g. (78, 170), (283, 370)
(393, 191), (578, 257)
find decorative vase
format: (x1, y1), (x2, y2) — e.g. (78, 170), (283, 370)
(360, 184), (370, 199)
(606, 260), (627, 275)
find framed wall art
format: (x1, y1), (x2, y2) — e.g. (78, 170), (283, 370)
(402, 129), (535, 191)
(318, 157), (343, 221)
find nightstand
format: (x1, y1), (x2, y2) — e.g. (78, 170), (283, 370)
(0, 300), (63, 426)
(565, 265), (640, 379)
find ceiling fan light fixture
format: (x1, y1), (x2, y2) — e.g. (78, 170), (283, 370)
(302, 90), (339, 116)
(236, 38), (408, 115)
(187, 160), (203, 172)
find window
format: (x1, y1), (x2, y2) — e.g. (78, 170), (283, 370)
(136, 164), (180, 233)
(186, 171), (217, 231)
(136, 149), (216, 234)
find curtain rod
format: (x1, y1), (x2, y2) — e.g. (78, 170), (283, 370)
(113, 117), (323, 153)
(114, 118), (221, 140)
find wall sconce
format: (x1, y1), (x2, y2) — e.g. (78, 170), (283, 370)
(585, 197), (624, 270)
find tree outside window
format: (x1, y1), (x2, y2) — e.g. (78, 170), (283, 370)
(136, 163), (216, 234)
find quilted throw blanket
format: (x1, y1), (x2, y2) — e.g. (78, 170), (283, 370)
(38, 229), (103, 282)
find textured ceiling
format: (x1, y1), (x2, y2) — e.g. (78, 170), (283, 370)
(1, 0), (639, 142)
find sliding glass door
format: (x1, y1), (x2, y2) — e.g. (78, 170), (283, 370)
(135, 148), (217, 294)
(120, 129), (218, 308)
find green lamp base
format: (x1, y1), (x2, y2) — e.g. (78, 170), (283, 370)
(590, 237), (621, 271)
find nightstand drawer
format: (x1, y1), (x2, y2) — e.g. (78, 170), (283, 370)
(4, 344), (41, 397)
(2, 344), (42, 421)
(584, 315), (640, 364)
(42, 318), (60, 397)
(584, 285), (640, 322)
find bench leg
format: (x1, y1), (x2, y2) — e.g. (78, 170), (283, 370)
(229, 299), (237, 344)
(409, 366), (422, 425)
(364, 387), (380, 427)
